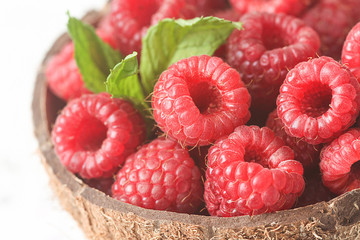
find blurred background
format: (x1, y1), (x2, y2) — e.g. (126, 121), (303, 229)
(0, 1), (106, 239)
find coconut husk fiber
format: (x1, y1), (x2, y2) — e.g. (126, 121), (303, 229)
(32, 7), (360, 240)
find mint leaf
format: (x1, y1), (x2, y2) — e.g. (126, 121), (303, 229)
(106, 52), (153, 137)
(67, 15), (122, 93)
(140, 17), (242, 94)
(106, 52), (145, 104)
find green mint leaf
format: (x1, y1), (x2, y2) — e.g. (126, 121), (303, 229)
(67, 15), (122, 93)
(140, 16), (242, 95)
(106, 52), (145, 103)
(106, 52), (153, 137)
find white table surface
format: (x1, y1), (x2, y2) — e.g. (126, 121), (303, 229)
(0, 1), (107, 239)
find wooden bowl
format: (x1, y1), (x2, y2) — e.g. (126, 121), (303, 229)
(32, 8), (360, 240)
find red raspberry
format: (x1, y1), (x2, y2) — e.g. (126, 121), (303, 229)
(152, 55), (251, 147)
(204, 125), (304, 217)
(110, 0), (197, 56)
(266, 110), (321, 171)
(226, 12), (320, 116)
(111, 137), (204, 213)
(342, 22), (360, 81)
(277, 56), (360, 145)
(301, 0), (359, 60)
(229, 0), (313, 16)
(45, 23), (118, 101)
(295, 171), (335, 207)
(46, 42), (91, 101)
(320, 128), (360, 195)
(52, 93), (146, 179)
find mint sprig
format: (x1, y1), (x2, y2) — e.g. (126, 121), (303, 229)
(106, 52), (145, 105)
(106, 52), (153, 136)
(67, 15), (122, 93)
(140, 17), (242, 95)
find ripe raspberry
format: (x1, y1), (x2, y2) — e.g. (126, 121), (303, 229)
(52, 93), (146, 179)
(45, 23), (118, 101)
(96, 15), (118, 50)
(301, 0), (359, 60)
(112, 137), (204, 213)
(295, 170), (335, 207)
(266, 110), (321, 171)
(46, 42), (91, 101)
(320, 128), (360, 195)
(277, 56), (360, 145)
(204, 125), (304, 217)
(342, 22), (360, 81)
(110, 0), (197, 56)
(152, 55), (251, 147)
(226, 12), (320, 116)
(229, 0), (313, 16)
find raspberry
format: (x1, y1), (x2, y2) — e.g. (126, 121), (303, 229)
(277, 56), (360, 145)
(46, 42), (91, 101)
(152, 55), (251, 147)
(295, 170), (335, 207)
(110, 0), (197, 56)
(229, 0), (313, 16)
(342, 22), (360, 81)
(301, 0), (359, 60)
(266, 110), (321, 171)
(111, 137), (204, 213)
(226, 12), (320, 116)
(96, 15), (118, 50)
(45, 23), (117, 101)
(52, 93), (146, 179)
(320, 128), (360, 195)
(204, 125), (304, 217)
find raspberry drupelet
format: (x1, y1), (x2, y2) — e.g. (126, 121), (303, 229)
(112, 137), (204, 214)
(229, 0), (313, 16)
(204, 125), (304, 217)
(266, 110), (321, 171)
(226, 12), (320, 118)
(342, 22), (360, 81)
(152, 55), (251, 147)
(320, 128), (360, 195)
(52, 93), (147, 179)
(277, 56), (360, 145)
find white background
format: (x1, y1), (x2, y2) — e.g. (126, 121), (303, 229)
(0, 1), (107, 239)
